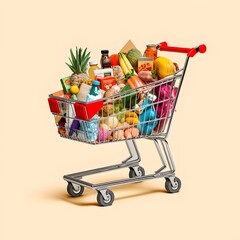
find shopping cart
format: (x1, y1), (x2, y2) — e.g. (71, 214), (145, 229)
(48, 42), (206, 206)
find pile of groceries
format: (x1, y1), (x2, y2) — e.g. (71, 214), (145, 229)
(54, 40), (179, 143)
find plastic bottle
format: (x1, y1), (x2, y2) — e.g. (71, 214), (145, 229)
(138, 93), (158, 135)
(86, 80), (101, 102)
(88, 60), (100, 80)
(82, 80), (102, 142)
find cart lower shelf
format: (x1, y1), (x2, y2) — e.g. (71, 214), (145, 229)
(63, 138), (181, 206)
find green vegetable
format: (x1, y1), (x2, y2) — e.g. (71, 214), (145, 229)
(120, 84), (137, 108)
(151, 70), (157, 79)
(126, 49), (142, 68)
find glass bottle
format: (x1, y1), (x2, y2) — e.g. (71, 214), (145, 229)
(144, 44), (158, 60)
(100, 50), (111, 68)
(88, 60), (100, 80)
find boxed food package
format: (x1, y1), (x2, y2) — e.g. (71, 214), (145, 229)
(60, 76), (71, 94)
(138, 57), (154, 72)
(96, 76), (116, 91)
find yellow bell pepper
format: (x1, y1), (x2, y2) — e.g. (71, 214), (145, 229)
(154, 56), (176, 79)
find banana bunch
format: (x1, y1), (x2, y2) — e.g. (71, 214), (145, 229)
(119, 53), (137, 76)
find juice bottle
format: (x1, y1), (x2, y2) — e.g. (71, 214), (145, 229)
(88, 60), (100, 80)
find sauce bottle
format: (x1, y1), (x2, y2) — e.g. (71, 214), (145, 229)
(144, 44), (158, 60)
(100, 50), (111, 68)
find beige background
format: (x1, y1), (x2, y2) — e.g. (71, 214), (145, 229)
(1, 0), (240, 239)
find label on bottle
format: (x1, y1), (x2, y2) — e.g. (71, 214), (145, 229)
(101, 54), (111, 68)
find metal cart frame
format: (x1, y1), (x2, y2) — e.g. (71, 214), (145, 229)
(48, 42), (206, 206)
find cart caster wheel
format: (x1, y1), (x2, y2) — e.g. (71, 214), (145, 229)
(165, 177), (181, 193)
(97, 190), (114, 207)
(129, 166), (145, 178)
(67, 182), (84, 197)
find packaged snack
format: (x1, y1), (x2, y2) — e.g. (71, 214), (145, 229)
(138, 57), (154, 72)
(112, 65), (125, 84)
(96, 76), (116, 91)
(60, 76), (71, 94)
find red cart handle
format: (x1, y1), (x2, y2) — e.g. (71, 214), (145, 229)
(158, 42), (206, 57)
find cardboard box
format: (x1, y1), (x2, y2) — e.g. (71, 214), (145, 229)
(119, 39), (137, 54)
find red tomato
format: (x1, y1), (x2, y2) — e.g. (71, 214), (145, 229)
(110, 54), (119, 66)
(63, 93), (71, 99)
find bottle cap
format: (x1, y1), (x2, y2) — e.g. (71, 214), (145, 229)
(89, 60), (98, 65)
(147, 93), (157, 102)
(101, 50), (109, 54)
(92, 80), (100, 86)
(146, 44), (157, 47)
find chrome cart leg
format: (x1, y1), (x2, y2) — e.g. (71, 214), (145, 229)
(153, 138), (167, 174)
(159, 139), (176, 172)
(122, 140), (141, 164)
(154, 138), (181, 193)
(122, 140), (145, 178)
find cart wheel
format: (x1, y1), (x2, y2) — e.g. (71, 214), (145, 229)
(165, 177), (181, 193)
(97, 190), (114, 207)
(129, 166), (145, 178)
(67, 182), (84, 197)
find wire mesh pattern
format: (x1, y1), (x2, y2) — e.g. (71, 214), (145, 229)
(50, 71), (183, 145)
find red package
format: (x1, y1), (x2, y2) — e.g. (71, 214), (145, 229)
(96, 76), (116, 91)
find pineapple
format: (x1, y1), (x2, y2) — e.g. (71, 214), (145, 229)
(66, 47), (92, 86)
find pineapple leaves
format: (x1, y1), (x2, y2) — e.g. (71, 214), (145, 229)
(81, 52), (90, 72)
(78, 48), (82, 72)
(65, 62), (76, 73)
(66, 46), (91, 74)
(75, 47), (80, 74)
(70, 48), (77, 67)
(82, 48), (87, 60)
(68, 57), (74, 66)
